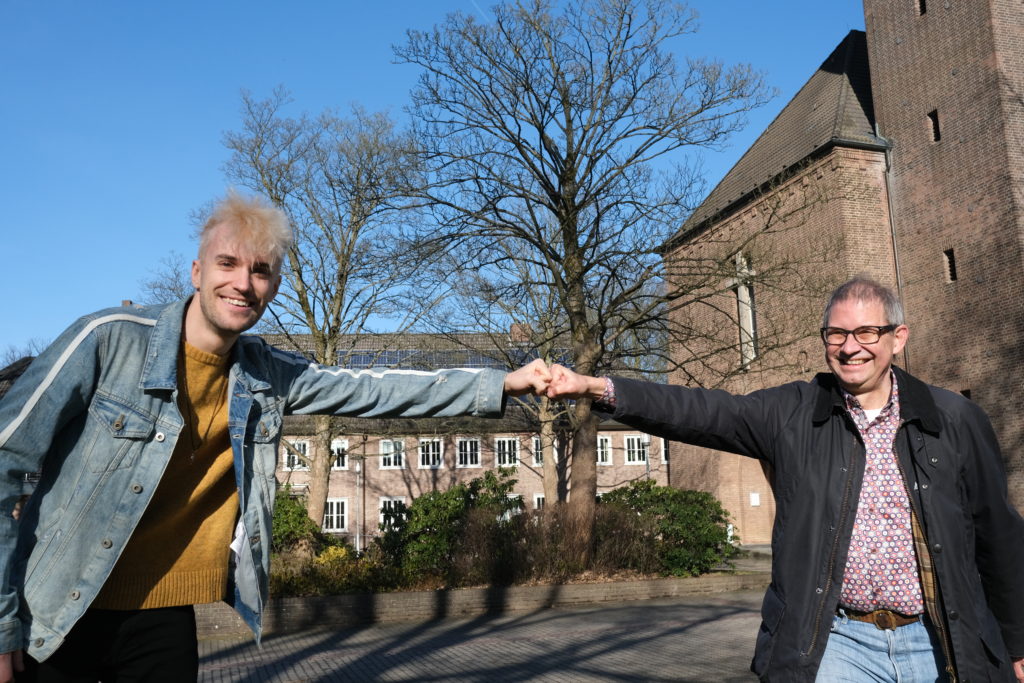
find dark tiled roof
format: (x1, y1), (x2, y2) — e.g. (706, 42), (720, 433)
(0, 357), (34, 401)
(672, 30), (886, 244)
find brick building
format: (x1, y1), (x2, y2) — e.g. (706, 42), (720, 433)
(270, 332), (669, 548)
(666, 0), (1024, 543)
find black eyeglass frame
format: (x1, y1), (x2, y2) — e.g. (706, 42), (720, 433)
(820, 324), (897, 346)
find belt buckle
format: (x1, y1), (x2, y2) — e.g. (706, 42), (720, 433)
(872, 609), (898, 630)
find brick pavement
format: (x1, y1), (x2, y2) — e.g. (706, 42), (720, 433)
(198, 589), (765, 682)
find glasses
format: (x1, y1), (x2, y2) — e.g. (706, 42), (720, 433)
(820, 325), (897, 346)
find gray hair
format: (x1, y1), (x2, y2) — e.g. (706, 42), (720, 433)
(822, 276), (905, 328)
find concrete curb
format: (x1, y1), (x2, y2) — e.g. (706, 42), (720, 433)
(196, 570), (770, 639)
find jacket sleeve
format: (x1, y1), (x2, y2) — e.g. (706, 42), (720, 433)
(267, 346), (507, 419)
(608, 376), (800, 467)
(0, 315), (102, 654)
(959, 400), (1024, 657)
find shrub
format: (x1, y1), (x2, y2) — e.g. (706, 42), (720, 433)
(600, 479), (737, 576)
(271, 485), (323, 553)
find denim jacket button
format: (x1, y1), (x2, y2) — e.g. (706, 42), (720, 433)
(130, 483), (143, 494)
(101, 539), (113, 549)
(154, 432), (166, 442)
(33, 638), (44, 648)
(70, 590), (80, 600)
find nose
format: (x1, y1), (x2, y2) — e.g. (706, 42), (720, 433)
(838, 333), (863, 355)
(230, 268), (254, 294)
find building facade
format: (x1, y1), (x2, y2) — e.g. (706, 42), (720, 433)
(666, 0), (1024, 543)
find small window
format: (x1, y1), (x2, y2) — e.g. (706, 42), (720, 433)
(457, 438), (481, 468)
(917, 0), (927, 15)
(379, 497), (406, 526)
(624, 435), (649, 464)
(532, 436), (543, 466)
(597, 435), (612, 465)
(282, 440), (310, 471)
(928, 110), (941, 142)
(534, 493), (545, 510)
(734, 253), (758, 368)
(495, 437), (519, 467)
(323, 498), (347, 532)
(418, 438), (442, 469)
(379, 440), (405, 469)
(943, 248), (958, 282)
(330, 439), (348, 470)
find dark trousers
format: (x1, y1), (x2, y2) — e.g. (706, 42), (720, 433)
(17, 606), (198, 683)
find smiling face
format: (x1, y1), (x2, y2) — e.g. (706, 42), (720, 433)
(824, 297), (908, 409)
(186, 221), (281, 355)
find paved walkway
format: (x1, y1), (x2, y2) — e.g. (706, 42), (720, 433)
(198, 588), (765, 682)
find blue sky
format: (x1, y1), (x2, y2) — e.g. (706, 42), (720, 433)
(0, 1), (865, 354)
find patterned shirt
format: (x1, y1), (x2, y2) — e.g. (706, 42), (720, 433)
(839, 374), (924, 615)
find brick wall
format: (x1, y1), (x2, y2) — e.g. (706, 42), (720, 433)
(864, 0), (1024, 508)
(666, 147), (895, 543)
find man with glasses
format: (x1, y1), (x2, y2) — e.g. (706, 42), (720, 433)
(547, 277), (1024, 682)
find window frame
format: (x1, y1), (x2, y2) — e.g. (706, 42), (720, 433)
(330, 438), (349, 471)
(418, 438), (443, 469)
(456, 438), (481, 468)
(379, 439), (406, 470)
(322, 498), (348, 532)
(624, 434), (650, 465)
(494, 436), (520, 468)
(281, 439), (310, 472)
(597, 435), (612, 466)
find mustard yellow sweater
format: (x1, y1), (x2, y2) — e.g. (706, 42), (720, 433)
(93, 342), (238, 609)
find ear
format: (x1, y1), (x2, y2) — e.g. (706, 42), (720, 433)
(191, 259), (201, 290)
(892, 324), (909, 354)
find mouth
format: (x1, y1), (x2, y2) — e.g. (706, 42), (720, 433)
(839, 358), (869, 367)
(222, 296), (252, 309)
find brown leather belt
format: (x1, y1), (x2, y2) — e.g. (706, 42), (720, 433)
(843, 608), (921, 630)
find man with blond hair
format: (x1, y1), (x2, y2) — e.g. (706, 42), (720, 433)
(0, 192), (551, 682)
(548, 277), (1024, 683)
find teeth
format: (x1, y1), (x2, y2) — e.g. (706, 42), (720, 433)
(224, 297), (250, 308)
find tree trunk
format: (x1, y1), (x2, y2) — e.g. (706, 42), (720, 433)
(567, 405), (599, 563)
(305, 413), (333, 531)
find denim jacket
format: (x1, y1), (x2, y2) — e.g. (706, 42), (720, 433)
(0, 299), (506, 660)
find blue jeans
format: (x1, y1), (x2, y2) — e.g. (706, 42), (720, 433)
(816, 609), (949, 682)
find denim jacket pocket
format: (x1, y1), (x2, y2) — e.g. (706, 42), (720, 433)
(87, 394), (157, 473)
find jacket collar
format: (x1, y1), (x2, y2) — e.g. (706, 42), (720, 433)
(811, 365), (941, 434)
(140, 298), (189, 392)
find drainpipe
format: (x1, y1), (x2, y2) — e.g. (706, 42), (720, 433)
(878, 127), (910, 373)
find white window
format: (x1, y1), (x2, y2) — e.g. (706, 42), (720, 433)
(500, 494), (523, 521)
(534, 493), (545, 510)
(330, 439), (348, 470)
(625, 435), (649, 464)
(734, 253), (758, 368)
(419, 438), (443, 469)
(323, 498), (347, 532)
(495, 437), (519, 467)
(379, 439), (405, 469)
(597, 435), (612, 466)
(379, 496), (406, 526)
(457, 438), (480, 468)
(532, 436), (543, 466)
(660, 437), (668, 464)
(282, 439), (310, 471)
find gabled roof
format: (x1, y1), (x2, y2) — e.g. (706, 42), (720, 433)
(0, 357), (33, 401)
(672, 30), (886, 244)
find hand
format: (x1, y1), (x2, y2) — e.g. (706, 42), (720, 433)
(546, 364), (606, 401)
(1013, 656), (1024, 683)
(503, 358), (551, 397)
(0, 650), (24, 683)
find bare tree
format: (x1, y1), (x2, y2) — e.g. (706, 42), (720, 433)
(0, 339), (48, 370)
(138, 251), (194, 305)
(396, 0), (836, 550)
(222, 87), (423, 528)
